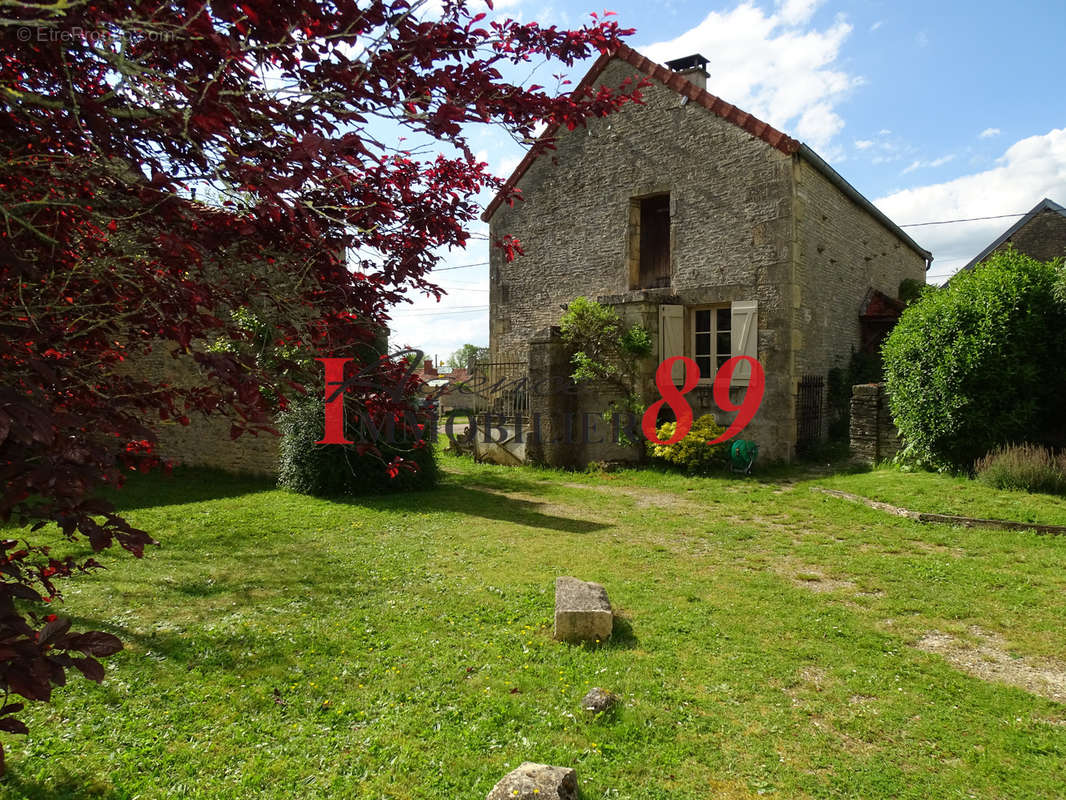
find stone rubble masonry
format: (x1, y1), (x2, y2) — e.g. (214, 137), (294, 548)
(487, 55), (927, 462)
(118, 343), (279, 476)
(526, 326), (643, 468)
(849, 383), (901, 464)
(983, 206), (1066, 265)
(792, 158), (926, 382)
(554, 576), (613, 643)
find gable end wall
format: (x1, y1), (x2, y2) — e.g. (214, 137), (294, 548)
(488, 58), (798, 459)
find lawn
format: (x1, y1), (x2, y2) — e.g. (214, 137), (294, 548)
(1, 455), (1065, 799)
(817, 466), (1066, 526)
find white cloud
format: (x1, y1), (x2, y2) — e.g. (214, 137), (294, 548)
(869, 20), (883, 32)
(876, 128), (1066, 281)
(642, 1), (858, 150)
(855, 129), (910, 164)
(495, 154), (522, 180)
(901, 154), (956, 174)
(777, 0), (819, 26)
(979, 127), (1001, 139)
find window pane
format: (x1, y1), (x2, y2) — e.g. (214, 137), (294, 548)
(717, 355), (730, 370)
(694, 332), (711, 356)
(695, 356), (712, 378)
(717, 308), (731, 332)
(694, 309), (711, 333)
(717, 332), (731, 357)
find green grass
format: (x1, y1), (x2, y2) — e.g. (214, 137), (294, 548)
(2, 455), (1065, 799)
(816, 466), (1066, 525)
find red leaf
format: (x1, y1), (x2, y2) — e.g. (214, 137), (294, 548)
(70, 657), (105, 683)
(38, 616), (71, 646)
(67, 631), (123, 656)
(0, 717), (28, 735)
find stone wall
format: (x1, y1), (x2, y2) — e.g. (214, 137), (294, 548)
(849, 383), (901, 464)
(122, 344), (280, 476)
(793, 159), (928, 382)
(488, 57), (794, 364)
(525, 327), (642, 467)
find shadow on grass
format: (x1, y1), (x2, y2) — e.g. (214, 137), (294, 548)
(1, 772), (123, 800)
(349, 485), (610, 534)
(603, 615), (638, 650)
(102, 467), (275, 512)
(64, 614), (299, 672)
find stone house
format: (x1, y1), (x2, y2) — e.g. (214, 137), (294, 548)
(483, 45), (931, 463)
(950, 197), (1066, 282)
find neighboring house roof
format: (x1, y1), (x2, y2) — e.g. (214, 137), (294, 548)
(482, 43), (931, 264)
(951, 197), (1066, 281)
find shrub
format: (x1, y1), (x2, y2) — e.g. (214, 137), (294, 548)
(277, 395), (437, 497)
(897, 277), (928, 306)
(975, 443), (1066, 495)
(882, 249), (1066, 470)
(647, 414), (729, 473)
(560, 296), (651, 410)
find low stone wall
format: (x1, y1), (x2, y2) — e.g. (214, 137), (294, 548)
(849, 383), (900, 464)
(525, 327), (642, 468)
(123, 344), (280, 477)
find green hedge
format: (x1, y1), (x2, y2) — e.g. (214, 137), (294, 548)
(277, 395), (437, 496)
(882, 249), (1066, 470)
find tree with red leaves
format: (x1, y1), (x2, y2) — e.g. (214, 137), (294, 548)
(0, 0), (641, 764)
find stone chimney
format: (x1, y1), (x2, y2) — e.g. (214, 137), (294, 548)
(665, 53), (709, 92)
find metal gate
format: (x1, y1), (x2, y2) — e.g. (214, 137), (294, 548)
(796, 375), (825, 456)
(469, 361), (529, 417)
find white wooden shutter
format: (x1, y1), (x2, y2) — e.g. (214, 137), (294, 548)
(658, 304), (685, 385)
(730, 300), (758, 385)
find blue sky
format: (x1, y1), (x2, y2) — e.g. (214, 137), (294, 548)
(389, 0), (1066, 363)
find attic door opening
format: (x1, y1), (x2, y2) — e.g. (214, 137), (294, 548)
(630, 193), (671, 289)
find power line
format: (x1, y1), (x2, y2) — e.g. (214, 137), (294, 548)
(899, 212), (1028, 228)
(394, 305), (489, 317)
(431, 260), (489, 272)
(436, 277), (490, 287)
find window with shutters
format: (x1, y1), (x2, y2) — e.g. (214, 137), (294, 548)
(690, 306), (731, 381)
(628, 193), (671, 289)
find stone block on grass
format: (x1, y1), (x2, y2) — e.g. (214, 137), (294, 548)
(554, 576), (612, 643)
(486, 762), (578, 800)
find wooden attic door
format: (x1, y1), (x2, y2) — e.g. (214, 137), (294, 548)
(629, 194), (671, 289)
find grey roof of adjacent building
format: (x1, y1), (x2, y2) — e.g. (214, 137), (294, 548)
(951, 197), (1066, 282)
